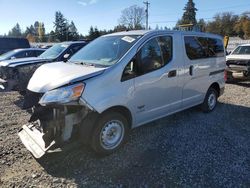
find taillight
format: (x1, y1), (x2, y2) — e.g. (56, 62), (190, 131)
(224, 70), (227, 82)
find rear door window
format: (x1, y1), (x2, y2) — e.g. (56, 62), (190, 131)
(207, 38), (224, 57)
(184, 36), (206, 60)
(184, 36), (224, 60)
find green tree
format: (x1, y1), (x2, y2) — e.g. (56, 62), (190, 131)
(48, 31), (57, 42)
(24, 25), (36, 37)
(113, 24), (127, 32)
(179, 0), (198, 25)
(8, 23), (22, 37)
(54, 11), (68, 41)
(38, 22), (46, 42)
(234, 12), (250, 39)
(206, 12), (238, 36)
(87, 26), (101, 40)
(197, 19), (206, 32)
(68, 21), (79, 41)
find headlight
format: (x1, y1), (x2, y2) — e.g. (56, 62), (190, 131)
(39, 83), (85, 105)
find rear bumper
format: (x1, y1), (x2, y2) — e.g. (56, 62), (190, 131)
(18, 124), (55, 158)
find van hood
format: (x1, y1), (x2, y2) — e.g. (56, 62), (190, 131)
(0, 57), (51, 67)
(27, 62), (106, 93)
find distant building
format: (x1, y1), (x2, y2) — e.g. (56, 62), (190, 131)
(227, 37), (250, 52)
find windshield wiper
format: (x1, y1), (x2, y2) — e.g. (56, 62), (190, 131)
(72, 61), (109, 68)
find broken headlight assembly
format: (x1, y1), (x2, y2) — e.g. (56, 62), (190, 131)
(39, 83), (85, 106)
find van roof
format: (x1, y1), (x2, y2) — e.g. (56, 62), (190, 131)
(105, 30), (222, 39)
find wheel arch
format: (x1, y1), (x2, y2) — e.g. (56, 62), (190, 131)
(209, 82), (220, 96)
(102, 105), (133, 129)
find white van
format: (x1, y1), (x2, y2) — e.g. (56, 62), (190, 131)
(19, 30), (226, 158)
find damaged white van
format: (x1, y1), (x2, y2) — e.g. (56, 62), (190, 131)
(19, 30), (226, 158)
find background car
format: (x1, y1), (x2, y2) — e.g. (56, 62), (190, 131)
(0, 48), (45, 61)
(0, 41), (88, 93)
(0, 37), (30, 55)
(226, 44), (250, 80)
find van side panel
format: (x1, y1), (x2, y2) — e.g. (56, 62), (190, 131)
(181, 35), (226, 109)
(82, 31), (225, 129)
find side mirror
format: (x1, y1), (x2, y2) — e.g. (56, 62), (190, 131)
(63, 54), (70, 61)
(10, 56), (16, 60)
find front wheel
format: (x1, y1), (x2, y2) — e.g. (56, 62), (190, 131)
(91, 111), (129, 155)
(201, 87), (218, 113)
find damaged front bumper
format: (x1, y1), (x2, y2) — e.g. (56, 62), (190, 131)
(0, 77), (7, 90)
(18, 124), (56, 158)
(0, 66), (18, 91)
(18, 105), (91, 158)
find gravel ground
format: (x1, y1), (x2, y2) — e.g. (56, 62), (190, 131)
(0, 80), (249, 187)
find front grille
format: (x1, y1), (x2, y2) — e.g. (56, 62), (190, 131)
(0, 66), (7, 79)
(226, 60), (249, 66)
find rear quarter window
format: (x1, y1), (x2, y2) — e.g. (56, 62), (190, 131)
(184, 36), (224, 60)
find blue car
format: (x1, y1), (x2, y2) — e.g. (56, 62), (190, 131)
(0, 48), (45, 61)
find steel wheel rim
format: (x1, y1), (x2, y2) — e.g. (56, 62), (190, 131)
(100, 120), (124, 150)
(208, 92), (216, 110)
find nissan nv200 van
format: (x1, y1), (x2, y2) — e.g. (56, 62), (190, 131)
(18, 30), (226, 158)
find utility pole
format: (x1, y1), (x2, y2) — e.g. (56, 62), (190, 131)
(143, 1), (150, 30)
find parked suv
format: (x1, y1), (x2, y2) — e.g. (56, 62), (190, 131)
(0, 48), (45, 61)
(18, 30), (226, 158)
(226, 44), (250, 79)
(0, 41), (88, 92)
(0, 37), (30, 55)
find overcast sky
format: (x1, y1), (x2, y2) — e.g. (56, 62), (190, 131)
(0, 0), (249, 35)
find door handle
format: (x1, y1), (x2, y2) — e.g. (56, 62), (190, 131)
(168, 70), (177, 78)
(189, 65), (194, 76)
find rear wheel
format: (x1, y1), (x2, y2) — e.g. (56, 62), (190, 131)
(201, 87), (218, 113)
(91, 111), (129, 155)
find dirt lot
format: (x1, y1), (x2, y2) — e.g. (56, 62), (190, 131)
(0, 80), (249, 187)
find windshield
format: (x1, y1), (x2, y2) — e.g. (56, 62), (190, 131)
(69, 35), (141, 66)
(39, 43), (68, 59)
(0, 50), (18, 61)
(232, 46), (250, 55)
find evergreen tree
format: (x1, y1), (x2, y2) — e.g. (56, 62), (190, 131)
(38, 22), (46, 42)
(180, 0), (198, 25)
(54, 11), (68, 41)
(34, 21), (40, 36)
(24, 25), (36, 37)
(8, 23), (22, 37)
(113, 24), (127, 32)
(206, 12), (238, 36)
(68, 21), (79, 41)
(48, 31), (57, 42)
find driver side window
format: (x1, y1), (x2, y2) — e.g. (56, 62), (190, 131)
(138, 38), (163, 74)
(121, 36), (172, 81)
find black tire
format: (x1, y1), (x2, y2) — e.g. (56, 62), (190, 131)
(18, 90), (26, 96)
(91, 111), (129, 156)
(201, 87), (218, 113)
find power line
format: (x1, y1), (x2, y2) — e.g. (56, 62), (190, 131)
(143, 1), (150, 30)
